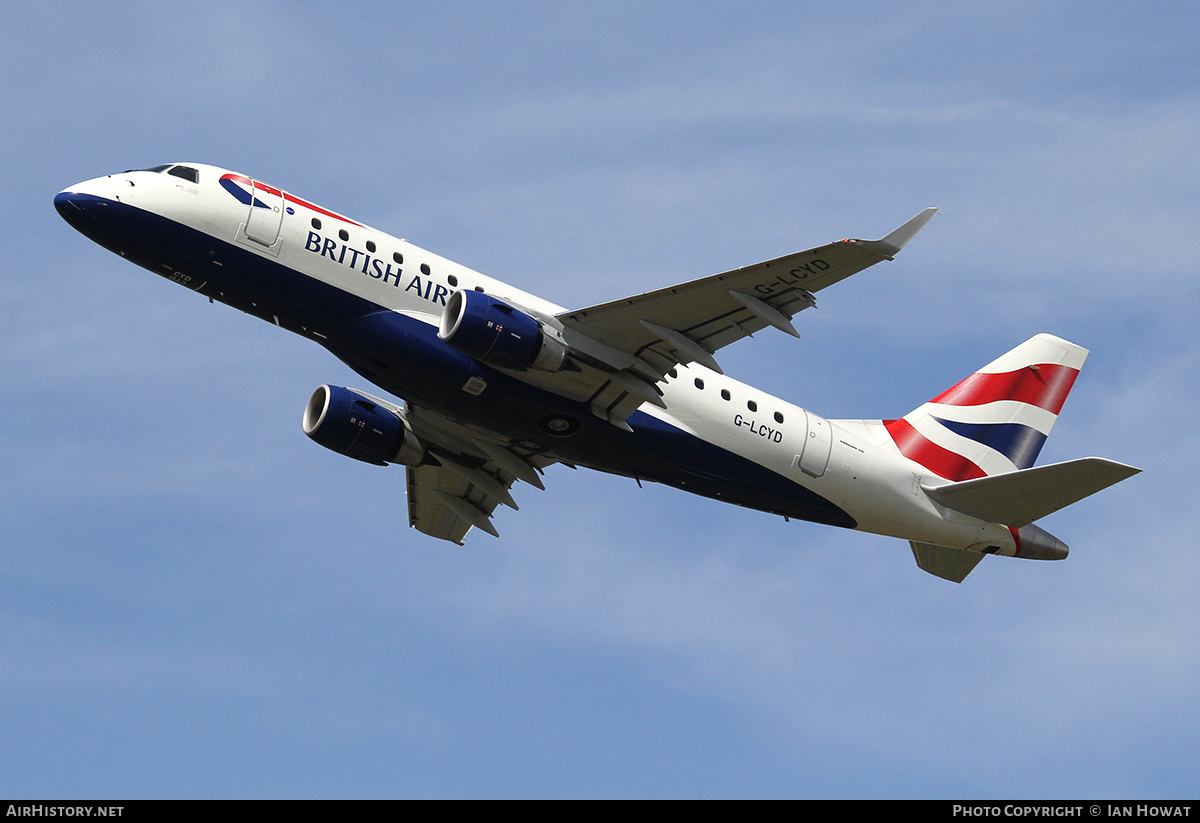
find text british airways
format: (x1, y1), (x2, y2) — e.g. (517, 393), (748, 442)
(303, 231), (453, 306)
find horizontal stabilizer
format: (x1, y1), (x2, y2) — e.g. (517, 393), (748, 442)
(923, 457), (1141, 527)
(910, 541), (986, 583)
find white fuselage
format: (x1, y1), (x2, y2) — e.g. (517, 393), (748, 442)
(56, 163), (1020, 556)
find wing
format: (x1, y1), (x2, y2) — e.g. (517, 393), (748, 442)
(520, 208), (938, 426)
(402, 404), (555, 544)
(558, 208), (938, 374)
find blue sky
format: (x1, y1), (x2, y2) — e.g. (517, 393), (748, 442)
(3, 1), (1198, 798)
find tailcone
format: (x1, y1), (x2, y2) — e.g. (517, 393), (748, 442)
(1014, 523), (1069, 561)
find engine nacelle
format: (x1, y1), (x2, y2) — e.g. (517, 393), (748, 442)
(302, 385), (424, 466)
(438, 289), (566, 372)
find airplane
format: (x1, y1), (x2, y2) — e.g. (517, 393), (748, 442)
(54, 163), (1140, 582)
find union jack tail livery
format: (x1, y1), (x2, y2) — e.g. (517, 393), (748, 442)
(884, 334), (1085, 481)
(873, 334), (1136, 582)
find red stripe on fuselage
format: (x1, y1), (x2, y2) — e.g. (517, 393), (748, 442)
(930, 364), (1079, 414)
(883, 418), (987, 481)
(221, 174), (364, 228)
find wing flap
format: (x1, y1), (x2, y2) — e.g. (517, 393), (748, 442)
(407, 462), (483, 544)
(402, 406), (554, 543)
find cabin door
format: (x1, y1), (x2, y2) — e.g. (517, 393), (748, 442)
(243, 179), (285, 249)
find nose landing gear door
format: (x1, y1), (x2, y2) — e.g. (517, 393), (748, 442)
(238, 179), (285, 255)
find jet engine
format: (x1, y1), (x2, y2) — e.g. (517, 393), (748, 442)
(438, 289), (566, 371)
(302, 384), (424, 466)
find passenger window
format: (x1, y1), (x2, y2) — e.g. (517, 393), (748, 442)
(311, 218), (322, 230)
(721, 389), (731, 401)
(774, 411), (784, 423)
(420, 263), (431, 275)
(168, 166), (199, 183)
(366, 241), (376, 253)
(448, 275), (458, 287)
(694, 378), (704, 389)
(747, 400), (758, 412)
(393, 252), (403, 264)
(339, 229), (349, 241)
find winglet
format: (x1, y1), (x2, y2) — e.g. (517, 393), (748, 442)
(859, 207), (939, 259)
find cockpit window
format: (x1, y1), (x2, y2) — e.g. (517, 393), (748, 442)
(168, 165), (199, 183)
(130, 164), (174, 173)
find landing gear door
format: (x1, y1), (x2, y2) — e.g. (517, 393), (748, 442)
(796, 410), (832, 478)
(241, 179), (285, 254)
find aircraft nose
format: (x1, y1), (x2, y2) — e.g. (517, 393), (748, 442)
(54, 188), (85, 221)
(54, 186), (107, 234)
(55, 176), (121, 234)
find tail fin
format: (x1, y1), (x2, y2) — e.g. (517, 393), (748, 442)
(883, 334), (1087, 481)
(857, 334), (1140, 583)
